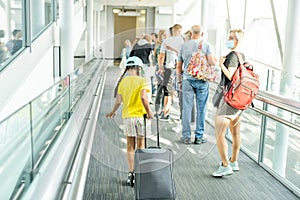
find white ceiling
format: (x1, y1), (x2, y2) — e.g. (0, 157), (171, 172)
(99, 0), (178, 7)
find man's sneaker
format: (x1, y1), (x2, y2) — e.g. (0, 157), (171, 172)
(229, 158), (239, 171)
(126, 171), (134, 187)
(160, 115), (170, 121)
(213, 164), (233, 177)
(194, 137), (207, 144)
(180, 137), (191, 144)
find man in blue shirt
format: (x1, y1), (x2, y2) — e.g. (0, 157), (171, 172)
(176, 25), (217, 144)
(6, 29), (22, 55)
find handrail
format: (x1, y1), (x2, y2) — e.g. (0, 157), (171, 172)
(247, 57), (281, 71)
(247, 57), (300, 78)
(0, 76), (65, 125)
(256, 90), (300, 116)
(59, 66), (108, 200)
(251, 107), (300, 132)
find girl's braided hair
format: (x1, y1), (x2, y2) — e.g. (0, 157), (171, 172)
(113, 65), (141, 97)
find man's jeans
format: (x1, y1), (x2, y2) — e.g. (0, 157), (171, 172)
(181, 79), (209, 139)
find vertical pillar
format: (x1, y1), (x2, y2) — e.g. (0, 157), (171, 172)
(273, 0), (300, 176)
(6, 0), (11, 40)
(172, 3), (177, 24)
(60, 0), (73, 77)
(86, 0), (93, 61)
(97, 10), (102, 58)
(97, 10), (101, 46)
(94, 11), (97, 48)
(201, 0), (208, 34)
(31, 0), (45, 36)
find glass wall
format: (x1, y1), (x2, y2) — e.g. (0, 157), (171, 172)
(31, 0), (54, 39)
(0, 0), (54, 72)
(0, 58), (101, 199)
(0, 0), (24, 70)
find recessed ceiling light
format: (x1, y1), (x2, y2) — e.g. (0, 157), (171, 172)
(113, 8), (121, 13)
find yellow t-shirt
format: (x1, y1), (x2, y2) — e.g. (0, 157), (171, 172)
(118, 76), (150, 118)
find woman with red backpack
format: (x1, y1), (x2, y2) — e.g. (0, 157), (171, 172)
(213, 29), (245, 177)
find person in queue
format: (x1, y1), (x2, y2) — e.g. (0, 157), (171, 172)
(176, 25), (217, 144)
(212, 29), (245, 177)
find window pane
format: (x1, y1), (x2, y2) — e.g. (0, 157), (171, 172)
(31, 0), (53, 39)
(263, 117), (300, 190)
(0, 0), (24, 71)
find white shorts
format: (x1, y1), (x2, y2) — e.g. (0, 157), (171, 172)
(123, 117), (151, 137)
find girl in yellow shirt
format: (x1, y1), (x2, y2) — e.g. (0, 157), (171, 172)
(106, 56), (153, 186)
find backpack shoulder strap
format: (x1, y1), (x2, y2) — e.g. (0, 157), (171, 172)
(233, 51), (244, 66)
(197, 40), (203, 50)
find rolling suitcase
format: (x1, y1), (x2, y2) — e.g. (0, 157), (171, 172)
(134, 114), (176, 200)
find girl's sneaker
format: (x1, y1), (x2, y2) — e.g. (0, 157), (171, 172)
(127, 171), (134, 187)
(229, 158), (239, 171)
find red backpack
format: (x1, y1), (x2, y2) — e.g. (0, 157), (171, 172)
(224, 52), (259, 110)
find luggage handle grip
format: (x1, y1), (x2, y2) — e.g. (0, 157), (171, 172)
(143, 113), (160, 148)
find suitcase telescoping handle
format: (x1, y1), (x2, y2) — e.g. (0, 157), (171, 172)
(156, 112), (160, 147)
(143, 114), (147, 148)
(143, 113), (160, 148)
